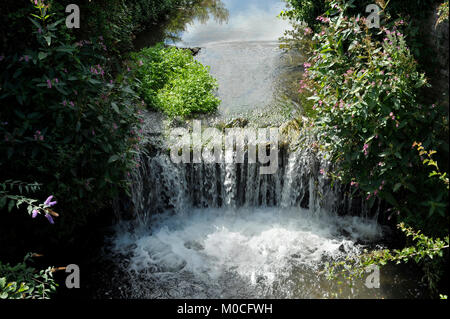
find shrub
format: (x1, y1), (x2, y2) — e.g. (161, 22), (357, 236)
(0, 1), (144, 232)
(296, 1), (449, 236)
(287, 0), (449, 296)
(0, 253), (57, 299)
(131, 44), (220, 117)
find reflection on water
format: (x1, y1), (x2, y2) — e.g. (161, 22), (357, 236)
(173, 0), (291, 46)
(135, 0), (303, 122)
(134, 0), (229, 48)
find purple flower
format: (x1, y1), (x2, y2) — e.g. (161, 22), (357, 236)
(45, 213), (54, 224)
(32, 209), (39, 218)
(47, 79), (52, 89)
(44, 195), (57, 207)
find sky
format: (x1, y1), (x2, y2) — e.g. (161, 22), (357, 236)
(179, 0), (292, 46)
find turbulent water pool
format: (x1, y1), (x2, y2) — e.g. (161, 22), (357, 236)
(101, 0), (428, 299)
(108, 208), (424, 299)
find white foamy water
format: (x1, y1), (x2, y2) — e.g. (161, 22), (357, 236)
(111, 207), (386, 298)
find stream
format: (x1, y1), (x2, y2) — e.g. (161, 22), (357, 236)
(99, 0), (428, 299)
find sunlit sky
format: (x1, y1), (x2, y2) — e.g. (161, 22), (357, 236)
(178, 0), (292, 46)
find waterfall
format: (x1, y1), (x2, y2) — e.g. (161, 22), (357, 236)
(125, 122), (379, 226)
(105, 119), (393, 299)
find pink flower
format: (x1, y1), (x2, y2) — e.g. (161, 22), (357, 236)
(363, 144), (370, 156)
(46, 79), (52, 88)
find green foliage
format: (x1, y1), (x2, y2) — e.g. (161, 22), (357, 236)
(324, 223), (449, 295)
(280, 0), (331, 32)
(413, 142), (449, 190)
(131, 44), (220, 117)
(0, 1), (144, 231)
(0, 180), (58, 221)
(292, 0), (449, 236)
(285, 0), (449, 296)
(437, 1), (449, 26)
(282, 0), (439, 29)
(0, 253), (57, 299)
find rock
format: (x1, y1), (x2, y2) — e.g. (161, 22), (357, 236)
(189, 47), (201, 56)
(224, 118), (249, 128)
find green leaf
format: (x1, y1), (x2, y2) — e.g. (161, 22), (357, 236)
(393, 183), (402, 192)
(44, 36), (51, 46)
(111, 102), (120, 114)
(7, 199), (15, 212)
(108, 155), (120, 164)
(38, 52), (48, 60)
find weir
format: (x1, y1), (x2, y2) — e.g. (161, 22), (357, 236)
(102, 0), (421, 300)
(125, 121), (379, 226)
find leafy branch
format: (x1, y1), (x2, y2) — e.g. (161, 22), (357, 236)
(0, 180), (58, 223)
(324, 223), (449, 285)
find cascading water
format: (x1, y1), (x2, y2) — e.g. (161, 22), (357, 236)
(104, 121), (410, 299)
(101, 0), (426, 300)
